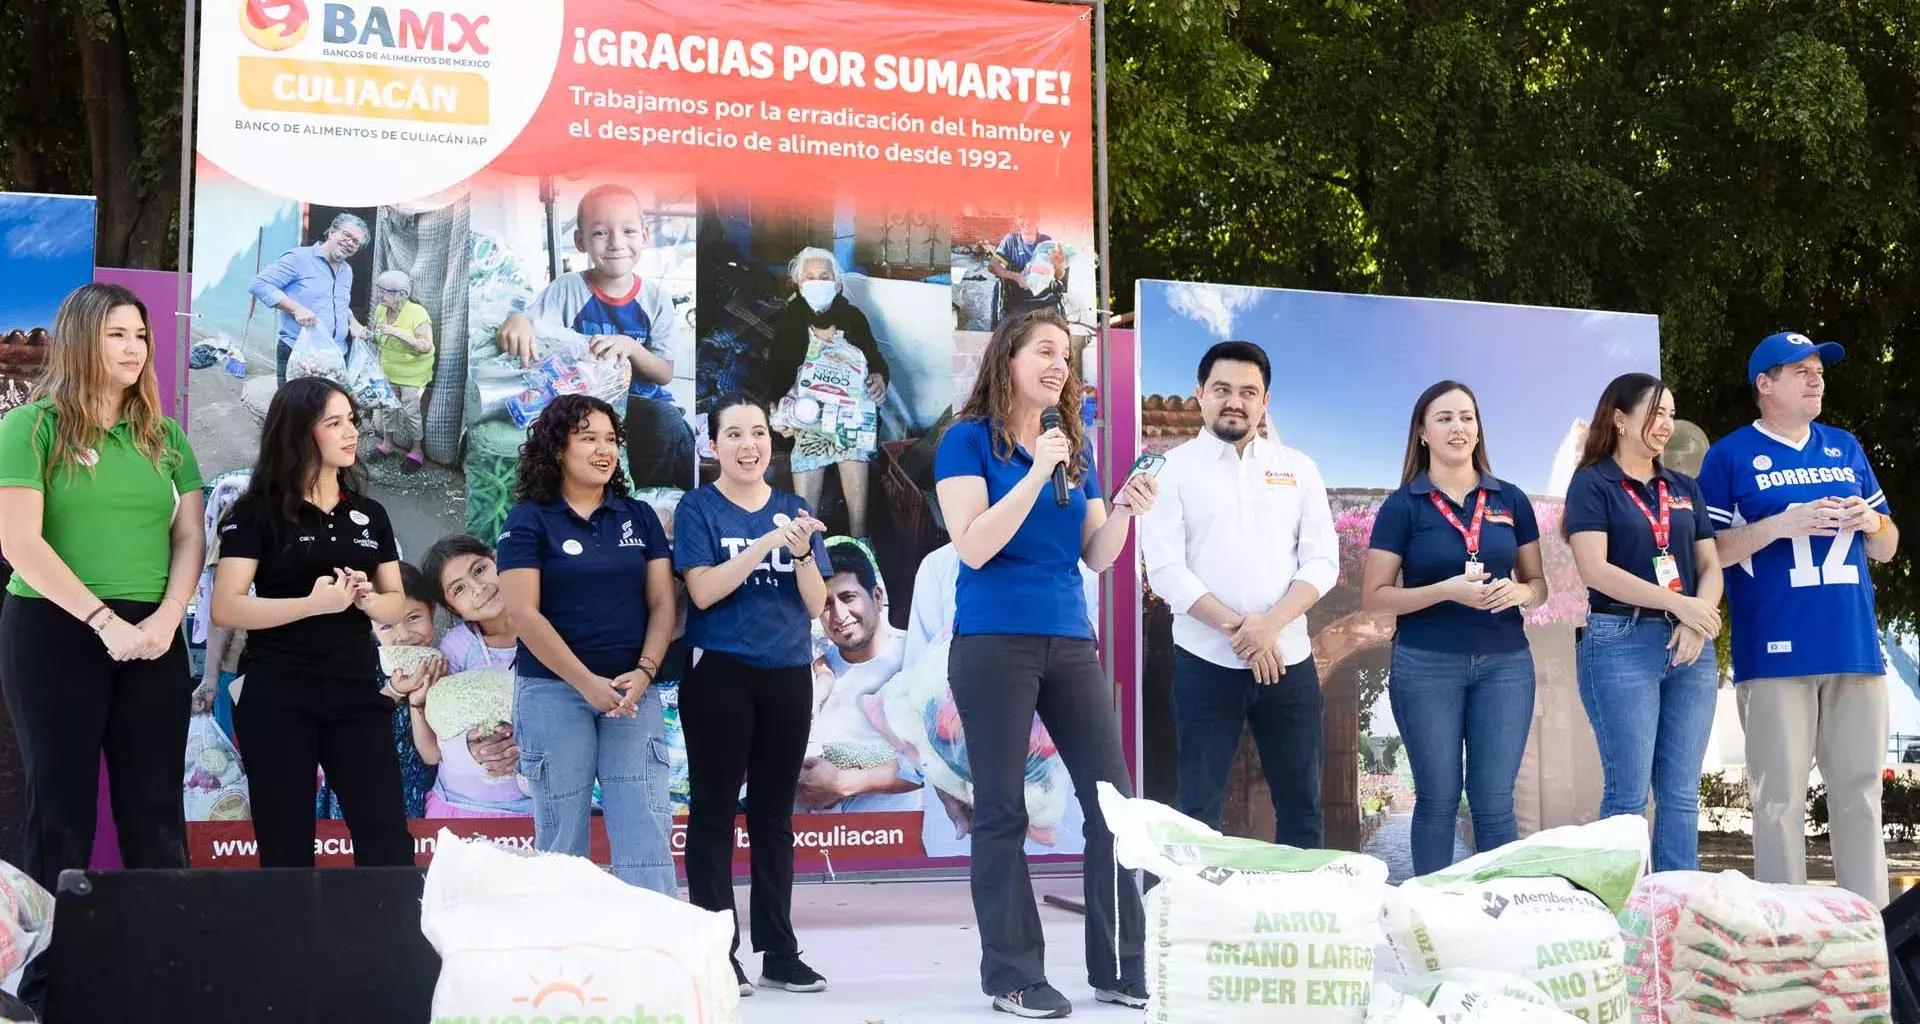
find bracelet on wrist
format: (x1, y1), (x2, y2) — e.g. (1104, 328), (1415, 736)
(1869, 513), (1893, 538)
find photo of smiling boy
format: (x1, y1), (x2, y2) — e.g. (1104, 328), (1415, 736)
(497, 184), (695, 491)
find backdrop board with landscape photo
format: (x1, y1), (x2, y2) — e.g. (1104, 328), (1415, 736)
(0, 193), (95, 417)
(1135, 280), (1659, 870)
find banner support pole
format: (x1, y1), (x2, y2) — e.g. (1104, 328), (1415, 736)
(1093, 0), (1119, 719)
(174, 0), (199, 424)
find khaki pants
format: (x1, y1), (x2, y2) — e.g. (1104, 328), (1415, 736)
(381, 384), (424, 452)
(1738, 674), (1889, 906)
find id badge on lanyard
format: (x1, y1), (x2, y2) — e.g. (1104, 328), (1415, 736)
(1428, 489), (1488, 576)
(1623, 479), (1683, 593)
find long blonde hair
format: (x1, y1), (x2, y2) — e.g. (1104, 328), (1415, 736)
(957, 309), (1089, 484)
(31, 283), (173, 481)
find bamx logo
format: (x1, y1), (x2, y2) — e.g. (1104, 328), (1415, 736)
(321, 3), (490, 54)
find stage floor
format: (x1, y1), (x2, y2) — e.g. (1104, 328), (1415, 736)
(737, 875), (1134, 1023)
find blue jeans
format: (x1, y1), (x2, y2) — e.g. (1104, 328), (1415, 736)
(1170, 648), (1323, 847)
(513, 673), (676, 896)
(1388, 643), (1536, 876)
(1577, 611), (1719, 872)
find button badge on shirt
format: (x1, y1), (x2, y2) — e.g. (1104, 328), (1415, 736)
(562, 539), (584, 556)
(349, 510), (370, 526)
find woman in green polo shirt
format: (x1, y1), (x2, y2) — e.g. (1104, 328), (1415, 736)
(0, 282), (206, 899)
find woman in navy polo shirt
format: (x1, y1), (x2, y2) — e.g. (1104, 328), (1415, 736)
(211, 377), (414, 868)
(1566, 373), (1722, 872)
(1362, 380), (1549, 876)
(675, 392), (832, 997)
(497, 394), (677, 895)
(933, 309), (1158, 1018)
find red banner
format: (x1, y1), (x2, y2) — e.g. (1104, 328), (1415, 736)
(188, 812), (926, 869)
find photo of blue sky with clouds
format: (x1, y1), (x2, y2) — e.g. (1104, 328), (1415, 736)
(0, 193), (96, 333)
(1137, 280), (1661, 495)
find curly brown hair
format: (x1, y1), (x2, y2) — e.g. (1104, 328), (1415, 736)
(513, 394), (631, 504)
(957, 309), (1088, 484)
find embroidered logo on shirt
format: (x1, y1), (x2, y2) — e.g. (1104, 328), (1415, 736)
(1824, 446), (1844, 459)
(1669, 495), (1695, 511)
(561, 539), (584, 556)
(618, 519), (645, 549)
(353, 527), (379, 550)
(1264, 470), (1297, 487)
(1485, 508), (1515, 526)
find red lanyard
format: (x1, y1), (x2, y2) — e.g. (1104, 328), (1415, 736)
(1427, 489), (1487, 557)
(1621, 478), (1671, 552)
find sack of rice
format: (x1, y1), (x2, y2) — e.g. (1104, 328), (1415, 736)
(1097, 783), (1388, 1024)
(1620, 870), (1890, 1024)
(1380, 815), (1648, 1023)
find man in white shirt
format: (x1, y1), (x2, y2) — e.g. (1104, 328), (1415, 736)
(1139, 341), (1339, 846)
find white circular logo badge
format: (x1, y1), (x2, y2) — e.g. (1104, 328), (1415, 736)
(771, 513), (792, 529)
(77, 449), (99, 468)
(349, 510), (370, 526)
(197, 0), (566, 207)
(1753, 455), (1773, 471)
(561, 539), (584, 556)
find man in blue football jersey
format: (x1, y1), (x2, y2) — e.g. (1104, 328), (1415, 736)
(1699, 331), (1900, 905)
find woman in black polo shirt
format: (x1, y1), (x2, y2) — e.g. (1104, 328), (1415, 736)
(1565, 372), (1722, 872)
(497, 394), (677, 896)
(210, 377), (414, 867)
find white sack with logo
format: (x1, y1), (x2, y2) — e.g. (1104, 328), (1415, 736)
(1097, 783), (1388, 1024)
(1380, 816), (1648, 1023)
(422, 829), (739, 1024)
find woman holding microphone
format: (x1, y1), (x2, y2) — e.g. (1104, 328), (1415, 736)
(1565, 373), (1722, 872)
(934, 309), (1158, 1018)
(676, 392), (831, 996)
(1362, 380), (1548, 876)
(211, 377), (415, 867)
(497, 394), (677, 894)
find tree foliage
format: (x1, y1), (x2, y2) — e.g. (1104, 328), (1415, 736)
(0, 0), (183, 268)
(1109, 0), (1920, 624)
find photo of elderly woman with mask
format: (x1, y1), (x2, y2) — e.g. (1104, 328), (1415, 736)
(752, 247), (891, 540)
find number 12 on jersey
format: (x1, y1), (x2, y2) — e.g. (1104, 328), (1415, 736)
(1785, 502), (1860, 588)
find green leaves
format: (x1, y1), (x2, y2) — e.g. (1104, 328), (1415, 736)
(1110, 0), (1920, 625)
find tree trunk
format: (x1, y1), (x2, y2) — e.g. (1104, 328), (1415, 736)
(74, 0), (171, 268)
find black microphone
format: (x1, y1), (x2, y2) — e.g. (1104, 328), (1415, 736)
(1040, 407), (1070, 508)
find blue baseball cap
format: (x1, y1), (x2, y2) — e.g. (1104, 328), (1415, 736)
(1749, 331), (1844, 383)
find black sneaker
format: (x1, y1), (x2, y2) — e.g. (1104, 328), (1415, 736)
(1094, 980), (1149, 1009)
(759, 952), (828, 993)
(993, 982), (1073, 1018)
(733, 959), (753, 998)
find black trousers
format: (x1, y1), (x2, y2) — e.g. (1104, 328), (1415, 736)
(233, 666), (413, 868)
(679, 650), (810, 958)
(0, 595), (192, 890)
(950, 634), (1145, 995)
